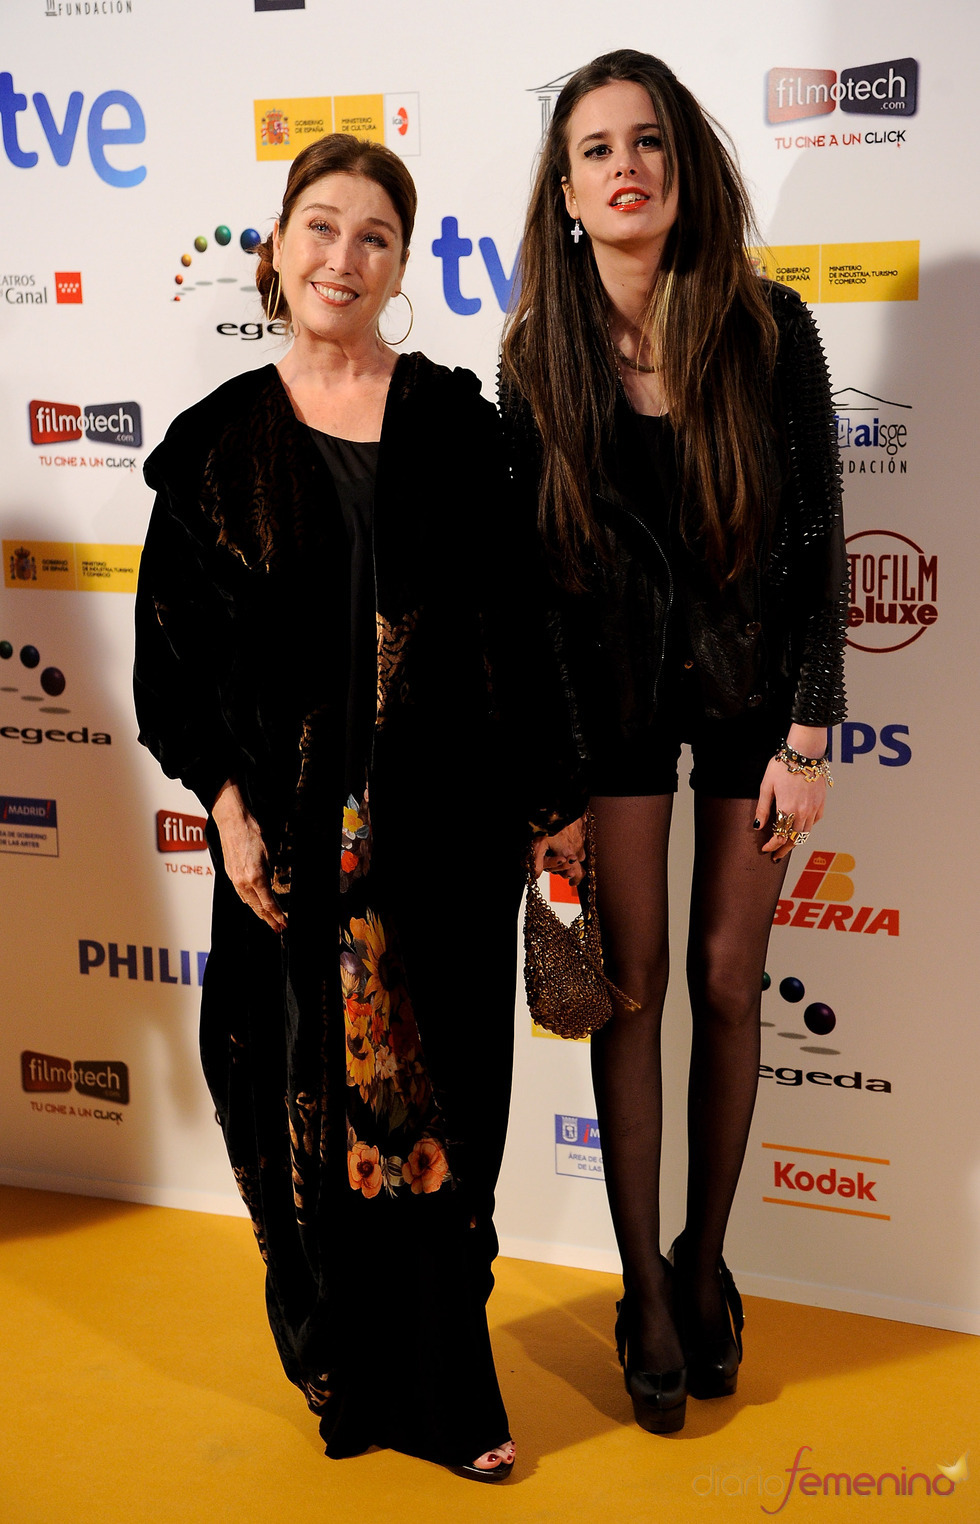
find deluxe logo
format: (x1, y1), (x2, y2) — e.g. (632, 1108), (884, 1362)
(21, 1049), (129, 1105)
(763, 1144), (889, 1220)
(833, 387), (910, 475)
(0, 73), (145, 187)
(28, 399), (142, 448)
(0, 795), (59, 857)
(846, 529), (936, 652)
(79, 939), (209, 985)
(55, 271), (82, 303)
(156, 809), (207, 852)
(767, 58), (918, 124)
(773, 850), (899, 936)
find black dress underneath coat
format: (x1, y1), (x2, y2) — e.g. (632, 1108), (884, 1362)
(134, 356), (578, 1465)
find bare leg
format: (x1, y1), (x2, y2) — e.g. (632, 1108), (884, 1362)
(682, 795), (789, 1333)
(589, 794), (683, 1372)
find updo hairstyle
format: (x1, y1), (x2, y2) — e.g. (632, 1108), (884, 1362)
(254, 133), (417, 324)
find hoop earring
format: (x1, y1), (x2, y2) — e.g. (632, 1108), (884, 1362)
(381, 290), (413, 346)
(266, 270), (282, 321)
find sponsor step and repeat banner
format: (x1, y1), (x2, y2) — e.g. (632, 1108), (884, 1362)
(2, 2), (979, 1348)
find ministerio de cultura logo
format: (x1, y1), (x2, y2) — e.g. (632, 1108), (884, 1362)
(692, 1444), (967, 1509)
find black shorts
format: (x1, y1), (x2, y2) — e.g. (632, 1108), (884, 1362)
(589, 702), (788, 800)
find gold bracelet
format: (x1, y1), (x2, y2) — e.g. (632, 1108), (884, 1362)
(775, 741), (834, 787)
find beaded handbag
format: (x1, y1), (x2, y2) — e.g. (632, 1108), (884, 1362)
(523, 811), (639, 1039)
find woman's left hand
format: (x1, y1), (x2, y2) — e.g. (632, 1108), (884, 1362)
(754, 725), (830, 864)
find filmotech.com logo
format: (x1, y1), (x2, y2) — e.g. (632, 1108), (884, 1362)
(768, 58), (918, 124)
(22, 1050), (129, 1104)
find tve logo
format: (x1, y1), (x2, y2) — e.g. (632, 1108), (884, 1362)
(432, 218), (520, 315)
(773, 850), (899, 936)
(29, 400), (142, 448)
(0, 72), (146, 187)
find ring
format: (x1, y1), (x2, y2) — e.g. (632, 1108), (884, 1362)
(775, 809), (796, 832)
(795, 831), (810, 846)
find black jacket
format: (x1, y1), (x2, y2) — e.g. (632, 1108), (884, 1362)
(135, 354), (582, 882)
(500, 283), (847, 754)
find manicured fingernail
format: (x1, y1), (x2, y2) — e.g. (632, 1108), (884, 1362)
(753, 819), (761, 829)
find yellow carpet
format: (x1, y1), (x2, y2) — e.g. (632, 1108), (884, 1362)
(0, 1186), (976, 1523)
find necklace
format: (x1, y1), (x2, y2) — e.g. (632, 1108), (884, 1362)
(615, 346), (660, 375)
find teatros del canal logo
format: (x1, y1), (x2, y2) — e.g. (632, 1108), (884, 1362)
(2, 271), (82, 305)
(846, 529), (937, 652)
(773, 850), (899, 937)
(28, 399), (142, 448)
(767, 58), (918, 124)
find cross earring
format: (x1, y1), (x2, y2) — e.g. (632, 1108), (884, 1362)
(570, 220), (584, 244)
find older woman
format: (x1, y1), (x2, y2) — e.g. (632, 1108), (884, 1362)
(135, 133), (572, 1479)
(501, 51), (846, 1433)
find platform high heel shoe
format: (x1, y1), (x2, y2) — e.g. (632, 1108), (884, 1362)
(614, 1263), (687, 1435)
(669, 1234), (744, 1400)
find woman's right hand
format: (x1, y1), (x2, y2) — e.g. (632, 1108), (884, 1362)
(532, 815), (587, 887)
(211, 780), (287, 933)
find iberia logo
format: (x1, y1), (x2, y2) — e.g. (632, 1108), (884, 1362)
(773, 850), (899, 936)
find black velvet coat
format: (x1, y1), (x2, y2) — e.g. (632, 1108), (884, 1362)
(134, 355), (574, 1465)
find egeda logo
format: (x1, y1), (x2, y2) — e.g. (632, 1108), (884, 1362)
(0, 72), (146, 187)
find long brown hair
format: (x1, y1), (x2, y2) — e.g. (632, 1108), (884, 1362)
(501, 49), (778, 590)
(254, 133), (417, 327)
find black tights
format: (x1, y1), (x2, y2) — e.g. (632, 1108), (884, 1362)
(589, 794), (789, 1371)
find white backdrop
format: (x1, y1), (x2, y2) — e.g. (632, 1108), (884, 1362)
(2, 0), (978, 1335)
